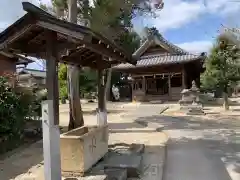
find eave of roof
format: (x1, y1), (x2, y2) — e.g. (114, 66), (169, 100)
(133, 33), (189, 59)
(0, 51), (34, 65)
(0, 2), (136, 68)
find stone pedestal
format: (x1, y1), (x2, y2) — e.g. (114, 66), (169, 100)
(186, 103), (205, 115)
(60, 125), (109, 177)
(179, 89), (194, 109)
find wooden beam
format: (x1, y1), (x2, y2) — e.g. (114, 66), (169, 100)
(83, 42), (126, 62)
(37, 21), (88, 41)
(27, 31), (45, 45)
(45, 30), (59, 125)
(8, 25), (33, 44)
(0, 25), (33, 49)
(132, 72), (182, 77)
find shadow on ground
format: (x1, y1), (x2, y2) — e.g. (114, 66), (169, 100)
(60, 109), (126, 115)
(60, 121), (152, 134)
(135, 115), (240, 130)
(135, 114), (240, 178)
(164, 138), (238, 180)
(0, 141), (43, 180)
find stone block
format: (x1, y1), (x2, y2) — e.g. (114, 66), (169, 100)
(63, 175), (107, 180)
(103, 154), (142, 178)
(104, 168), (127, 180)
(60, 125), (109, 177)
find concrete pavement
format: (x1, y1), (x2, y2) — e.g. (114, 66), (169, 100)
(161, 115), (240, 180)
(134, 104), (240, 180)
(164, 140), (233, 180)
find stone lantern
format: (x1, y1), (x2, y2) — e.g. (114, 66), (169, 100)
(179, 81), (205, 115)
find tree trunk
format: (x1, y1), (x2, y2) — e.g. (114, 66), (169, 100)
(223, 91), (229, 110)
(67, 66), (84, 129)
(67, 0), (84, 130)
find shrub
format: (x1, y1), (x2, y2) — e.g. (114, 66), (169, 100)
(0, 77), (29, 137)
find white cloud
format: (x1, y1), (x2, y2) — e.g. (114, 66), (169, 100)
(205, 0), (240, 15)
(177, 40), (213, 53)
(140, 0), (240, 32)
(144, 0), (204, 32)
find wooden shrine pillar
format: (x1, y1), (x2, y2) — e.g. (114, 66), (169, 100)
(142, 76), (146, 94)
(182, 67), (187, 89)
(168, 74), (171, 98)
(131, 78), (135, 102)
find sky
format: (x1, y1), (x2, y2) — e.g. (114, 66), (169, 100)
(0, 0), (240, 69)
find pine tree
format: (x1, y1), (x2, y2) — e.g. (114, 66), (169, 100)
(201, 34), (240, 110)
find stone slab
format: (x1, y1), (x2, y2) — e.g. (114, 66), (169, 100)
(187, 109), (205, 115)
(108, 143), (145, 155)
(140, 154), (164, 180)
(103, 154), (142, 178)
(63, 175), (107, 180)
(104, 168), (127, 180)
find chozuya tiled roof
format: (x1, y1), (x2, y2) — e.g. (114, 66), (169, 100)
(114, 27), (205, 70)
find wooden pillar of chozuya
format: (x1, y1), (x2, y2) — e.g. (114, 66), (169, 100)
(97, 61), (107, 126)
(42, 30), (61, 180)
(45, 30), (59, 125)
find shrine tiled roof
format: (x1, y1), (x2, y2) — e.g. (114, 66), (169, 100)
(113, 53), (203, 69)
(132, 28), (189, 58)
(113, 28), (206, 70)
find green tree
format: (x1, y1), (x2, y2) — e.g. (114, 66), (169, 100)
(201, 34), (240, 110)
(58, 64), (68, 102)
(58, 65), (97, 100)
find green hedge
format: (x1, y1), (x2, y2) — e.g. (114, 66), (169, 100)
(0, 76), (35, 154)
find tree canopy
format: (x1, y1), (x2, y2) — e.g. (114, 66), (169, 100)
(201, 34), (240, 92)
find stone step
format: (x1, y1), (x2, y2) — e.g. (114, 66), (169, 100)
(63, 175), (107, 180)
(103, 154), (143, 178)
(104, 168), (127, 180)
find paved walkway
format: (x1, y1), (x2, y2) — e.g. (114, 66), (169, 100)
(159, 112), (240, 180)
(164, 140), (234, 180)
(131, 103), (240, 180)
